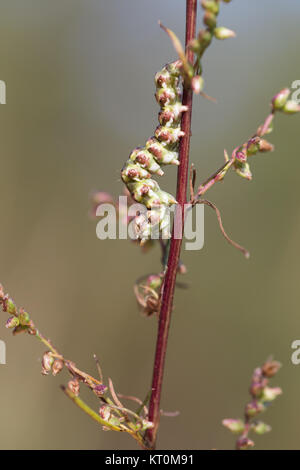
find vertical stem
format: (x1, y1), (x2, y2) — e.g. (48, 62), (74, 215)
(145, 0), (197, 450)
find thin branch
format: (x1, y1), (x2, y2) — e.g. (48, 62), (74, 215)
(145, 0), (198, 450)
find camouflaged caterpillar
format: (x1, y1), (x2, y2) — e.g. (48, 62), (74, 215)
(121, 60), (187, 243)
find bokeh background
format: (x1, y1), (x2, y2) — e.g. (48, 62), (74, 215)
(0, 0), (299, 450)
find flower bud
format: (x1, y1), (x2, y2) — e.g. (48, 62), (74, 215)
(0, 284), (4, 300)
(2, 296), (17, 315)
(261, 386), (282, 402)
(245, 400), (265, 418)
(236, 437), (255, 450)
(251, 421), (271, 435)
(188, 38), (201, 54)
(94, 384), (108, 397)
(68, 378), (80, 396)
(247, 137), (261, 156)
(282, 100), (300, 114)
(52, 359), (64, 376)
(214, 27), (236, 40)
(99, 405), (111, 421)
(191, 75), (204, 94)
(249, 381), (264, 398)
(201, 1), (220, 15)
(204, 11), (217, 30)
(41, 351), (54, 375)
(234, 161), (252, 180)
(147, 274), (162, 290)
(6, 316), (20, 329)
(259, 139), (274, 153)
(12, 325), (27, 335)
(261, 359), (281, 378)
(222, 419), (245, 434)
(235, 151), (247, 163)
(272, 88), (290, 110)
(18, 308), (30, 326)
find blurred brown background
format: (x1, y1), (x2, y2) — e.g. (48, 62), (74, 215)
(0, 0), (300, 450)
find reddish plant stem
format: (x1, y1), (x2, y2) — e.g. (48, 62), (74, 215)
(145, 0), (197, 450)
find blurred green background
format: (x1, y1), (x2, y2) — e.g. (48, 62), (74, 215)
(0, 0), (300, 450)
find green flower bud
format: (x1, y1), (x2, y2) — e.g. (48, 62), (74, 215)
(234, 161), (252, 180)
(204, 11), (217, 30)
(201, 1), (220, 15)
(272, 88), (290, 110)
(188, 38), (202, 54)
(251, 421), (271, 435)
(261, 386), (282, 402)
(247, 137), (261, 156)
(282, 100), (300, 114)
(6, 316), (20, 329)
(214, 27), (236, 40)
(3, 296), (17, 315)
(245, 401), (265, 418)
(191, 75), (204, 94)
(122, 62), (182, 243)
(18, 309), (31, 326)
(236, 437), (255, 450)
(222, 419), (245, 434)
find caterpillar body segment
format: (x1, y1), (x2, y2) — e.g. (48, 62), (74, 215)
(121, 61), (186, 243)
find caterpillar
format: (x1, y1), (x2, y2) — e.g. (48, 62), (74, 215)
(121, 60), (187, 243)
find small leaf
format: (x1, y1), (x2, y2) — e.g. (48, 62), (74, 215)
(159, 21), (193, 81)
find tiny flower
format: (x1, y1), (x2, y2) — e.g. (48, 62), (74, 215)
(251, 421), (272, 435)
(52, 359), (64, 376)
(18, 308), (31, 326)
(12, 325), (28, 335)
(259, 139), (274, 153)
(94, 384), (108, 397)
(234, 161), (252, 180)
(5, 316), (20, 329)
(282, 100), (300, 114)
(188, 38), (201, 54)
(222, 419), (245, 434)
(235, 150), (247, 163)
(249, 381), (264, 398)
(236, 437), (255, 450)
(272, 88), (290, 110)
(245, 400), (265, 418)
(261, 386), (282, 402)
(2, 296), (17, 315)
(204, 11), (217, 30)
(214, 27), (236, 40)
(146, 274), (162, 290)
(0, 284), (4, 300)
(247, 137), (261, 156)
(191, 75), (204, 94)
(261, 360), (281, 378)
(201, 0), (220, 15)
(99, 405), (111, 421)
(67, 378), (80, 396)
(41, 351), (54, 375)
